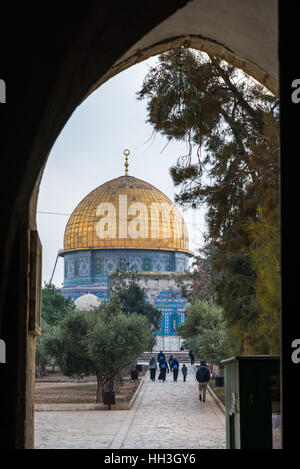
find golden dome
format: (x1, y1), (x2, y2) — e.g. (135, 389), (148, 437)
(62, 175), (190, 254)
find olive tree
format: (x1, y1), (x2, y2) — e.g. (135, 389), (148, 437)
(45, 302), (152, 402)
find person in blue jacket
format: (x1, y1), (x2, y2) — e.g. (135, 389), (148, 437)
(157, 350), (165, 365)
(168, 354), (174, 371)
(195, 360), (210, 402)
(158, 360), (169, 381)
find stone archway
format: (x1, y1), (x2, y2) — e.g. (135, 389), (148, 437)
(0, 1), (278, 448)
(84, 0), (278, 101)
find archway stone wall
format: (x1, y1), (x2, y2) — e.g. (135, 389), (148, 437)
(85, 0), (278, 100)
(0, 1), (278, 448)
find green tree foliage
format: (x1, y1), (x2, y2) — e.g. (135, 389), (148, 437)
(179, 242), (217, 301)
(36, 282), (74, 375)
(246, 208), (280, 354)
(114, 283), (161, 331)
(44, 310), (95, 378)
(35, 319), (53, 376)
(137, 49), (279, 233)
(41, 281), (74, 327)
(211, 243), (263, 353)
(109, 272), (162, 331)
(44, 302), (153, 402)
(177, 299), (238, 365)
(137, 48), (280, 354)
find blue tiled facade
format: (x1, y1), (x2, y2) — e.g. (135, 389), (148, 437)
(60, 248), (190, 338)
(154, 290), (186, 337)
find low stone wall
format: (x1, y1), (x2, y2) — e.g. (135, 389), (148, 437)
(207, 385), (226, 415)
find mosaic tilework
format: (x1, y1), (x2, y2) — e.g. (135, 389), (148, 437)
(119, 258), (128, 271)
(143, 258), (151, 271)
(104, 257), (118, 275)
(61, 249), (189, 338)
(94, 258), (102, 275)
(166, 259), (172, 272)
(67, 259), (75, 278)
(79, 257), (89, 275)
(130, 257), (142, 271)
(154, 290), (186, 336)
(75, 259), (79, 276)
(62, 249), (190, 286)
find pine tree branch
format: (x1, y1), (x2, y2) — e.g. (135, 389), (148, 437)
(208, 55), (264, 134)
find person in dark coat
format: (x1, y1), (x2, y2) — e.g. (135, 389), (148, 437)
(190, 352), (195, 365)
(168, 354), (174, 371)
(157, 350), (165, 365)
(149, 356), (157, 381)
(172, 358), (179, 382)
(196, 360), (210, 402)
(158, 360), (169, 381)
(172, 356), (179, 368)
(181, 364), (188, 382)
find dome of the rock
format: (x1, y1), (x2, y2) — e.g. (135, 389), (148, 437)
(59, 153), (193, 351)
(61, 175), (190, 254)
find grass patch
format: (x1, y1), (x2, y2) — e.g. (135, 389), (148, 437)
(35, 366), (147, 405)
(209, 384), (225, 406)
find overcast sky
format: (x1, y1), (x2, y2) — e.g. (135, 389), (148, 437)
(37, 55), (208, 287)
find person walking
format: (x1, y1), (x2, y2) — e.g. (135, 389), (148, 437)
(196, 360), (210, 402)
(172, 356), (179, 369)
(157, 350), (165, 365)
(158, 360), (169, 381)
(149, 356), (157, 381)
(172, 359), (179, 382)
(190, 352), (195, 365)
(168, 354), (174, 372)
(181, 364), (188, 382)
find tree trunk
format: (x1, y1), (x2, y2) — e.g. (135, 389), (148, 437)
(209, 55), (265, 134)
(102, 377), (114, 398)
(96, 372), (116, 403)
(116, 369), (123, 385)
(96, 372), (103, 403)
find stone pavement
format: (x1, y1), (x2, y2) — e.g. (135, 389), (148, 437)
(34, 364), (226, 449)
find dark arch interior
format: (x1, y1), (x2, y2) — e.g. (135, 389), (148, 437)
(0, 1), (279, 448)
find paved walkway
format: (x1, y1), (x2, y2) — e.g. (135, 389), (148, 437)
(34, 364), (226, 449)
